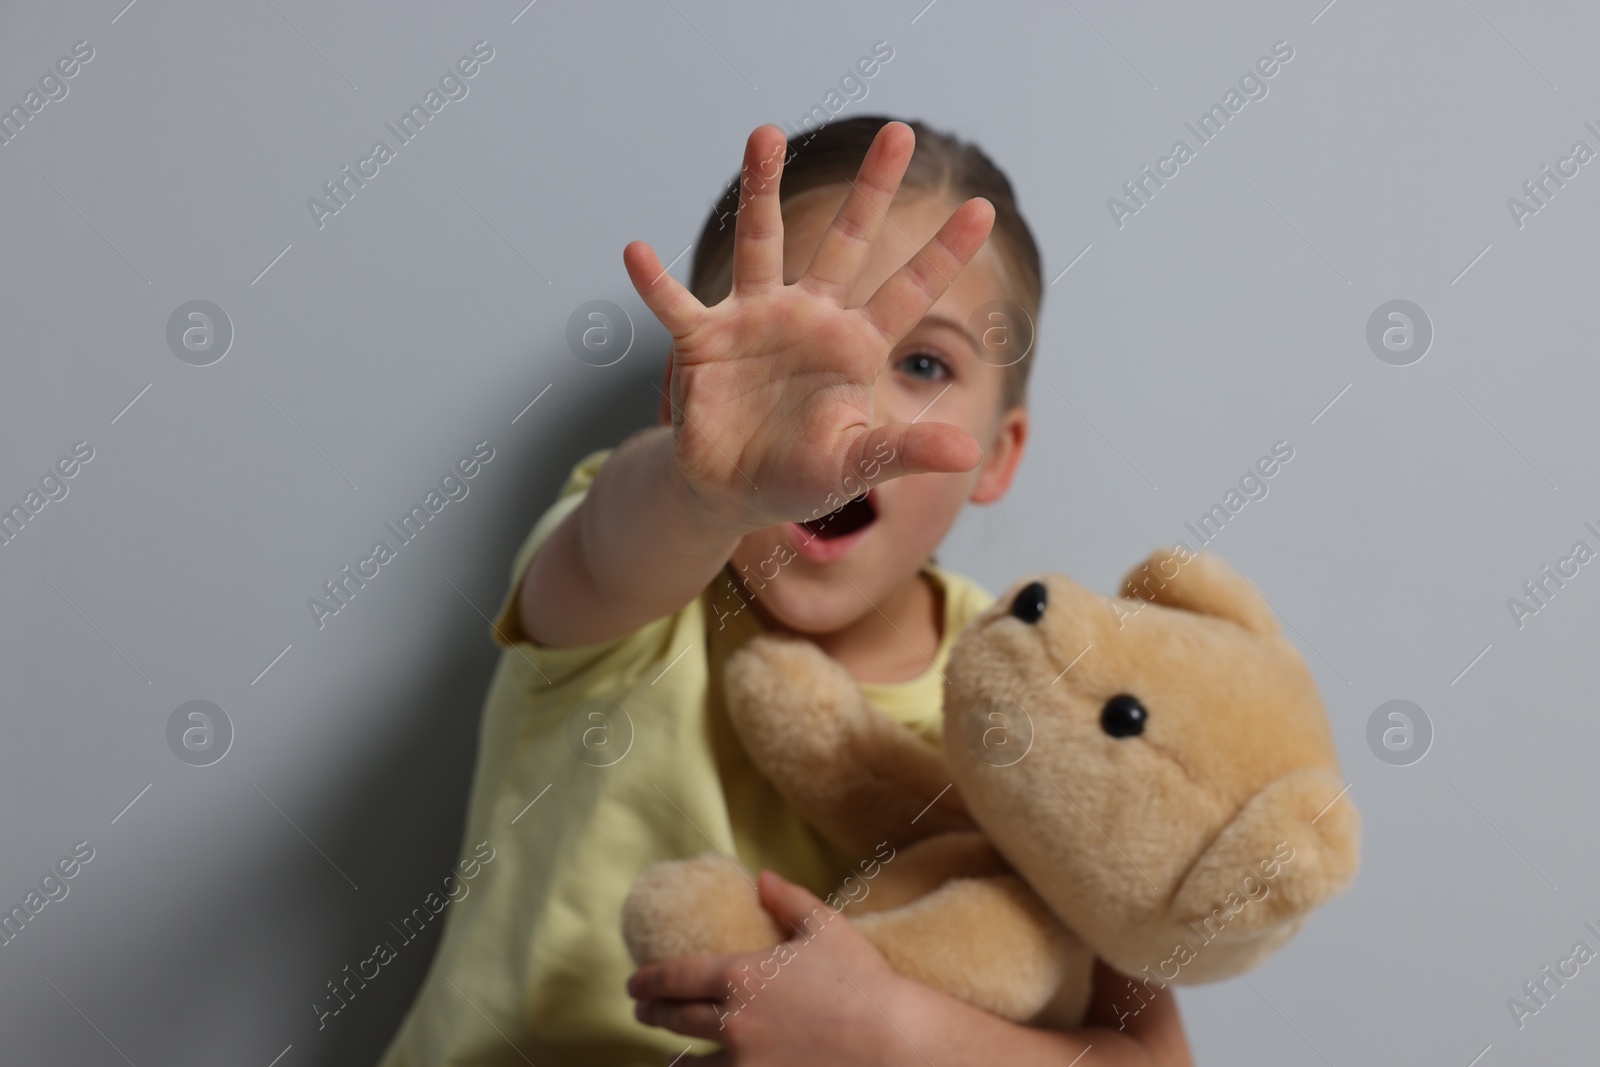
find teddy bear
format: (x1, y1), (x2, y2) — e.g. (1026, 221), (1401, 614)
(621, 547), (1360, 1028)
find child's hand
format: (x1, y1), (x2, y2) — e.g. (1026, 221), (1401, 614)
(622, 121), (997, 533)
(520, 121), (999, 649)
(628, 870), (1198, 1066)
(627, 869), (912, 1065)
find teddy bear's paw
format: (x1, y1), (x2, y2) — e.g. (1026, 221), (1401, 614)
(724, 634), (877, 779)
(621, 852), (782, 966)
(843, 831), (1007, 917)
(724, 633), (972, 856)
(855, 874), (1076, 1022)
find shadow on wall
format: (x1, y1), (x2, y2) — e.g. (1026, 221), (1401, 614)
(18, 345), (665, 1065)
(321, 348), (667, 1065)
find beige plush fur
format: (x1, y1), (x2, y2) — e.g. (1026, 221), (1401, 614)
(621, 548), (1360, 1027)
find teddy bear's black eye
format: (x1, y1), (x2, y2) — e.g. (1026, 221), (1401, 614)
(1010, 581), (1047, 623)
(1101, 694), (1147, 738)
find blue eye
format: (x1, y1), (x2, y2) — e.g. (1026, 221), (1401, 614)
(897, 351), (950, 381)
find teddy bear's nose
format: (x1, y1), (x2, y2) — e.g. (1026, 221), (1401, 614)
(1100, 694), (1147, 737)
(1010, 581), (1047, 623)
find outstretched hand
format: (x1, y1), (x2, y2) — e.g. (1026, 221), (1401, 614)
(623, 121), (996, 533)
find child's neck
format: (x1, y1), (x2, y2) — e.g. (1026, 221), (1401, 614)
(803, 570), (944, 685)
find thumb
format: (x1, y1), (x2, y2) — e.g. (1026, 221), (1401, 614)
(843, 420), (982, 488)
(756, 870), (838, 938)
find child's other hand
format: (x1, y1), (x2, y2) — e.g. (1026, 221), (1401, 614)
(629, 870), (1196, 1066)
(622, 121), (996, 533)
(626, 869), (909, 1065)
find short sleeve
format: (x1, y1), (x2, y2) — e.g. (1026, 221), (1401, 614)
(486, 446), (683, 692)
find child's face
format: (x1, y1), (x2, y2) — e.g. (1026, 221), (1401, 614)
(723, 186), (1030, 635)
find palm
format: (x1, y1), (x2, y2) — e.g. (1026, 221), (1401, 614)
(671, 289), (894, 519)
(624, 122), (996, 528)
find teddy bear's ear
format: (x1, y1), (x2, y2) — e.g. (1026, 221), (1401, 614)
(1118, 547), (1280, 639)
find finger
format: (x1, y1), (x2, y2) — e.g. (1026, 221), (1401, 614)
(730, 124), (789, 294)
(799, 121), (915, 301)
(844, 421), (982, 486)
(682, 1052), (732, 1066)
(623, 240), (706, 339)
(858, 196), (996, 345)
(634, 998), (734, 1041)
(755, 870), (838, 938)
(628, 955), (734, 1001)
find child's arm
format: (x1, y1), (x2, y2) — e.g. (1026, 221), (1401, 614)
(518, 423), (750, 647)
(884, 956), (1195, 1067)
(629, 871), (1195, 1066)
(519, 122), (994, 648)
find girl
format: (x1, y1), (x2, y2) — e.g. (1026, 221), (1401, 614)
(377, 117), (1194, 1066)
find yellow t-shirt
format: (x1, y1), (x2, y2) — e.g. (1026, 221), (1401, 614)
(376, 447), (996, 1067)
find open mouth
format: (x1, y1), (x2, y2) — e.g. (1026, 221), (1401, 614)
(800, 490), (877, 541)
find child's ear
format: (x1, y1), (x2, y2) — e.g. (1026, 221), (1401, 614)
(969, 404), (1028, 505)
(657, 355), (673, 425)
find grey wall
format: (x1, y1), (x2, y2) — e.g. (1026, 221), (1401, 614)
(2, 1), (1597, 1064)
